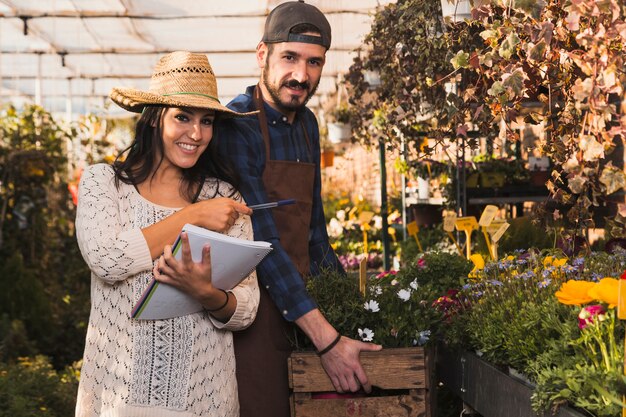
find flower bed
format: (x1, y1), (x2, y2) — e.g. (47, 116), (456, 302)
(441, 251), (626, 416)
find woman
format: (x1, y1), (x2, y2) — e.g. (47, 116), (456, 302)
(75, 51), (259, 417)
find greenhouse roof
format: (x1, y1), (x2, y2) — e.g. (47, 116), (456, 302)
(0, 0), (394, 118)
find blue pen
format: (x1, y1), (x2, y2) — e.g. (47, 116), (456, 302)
(249, 199), (296, 210)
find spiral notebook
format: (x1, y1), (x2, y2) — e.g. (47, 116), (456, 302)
(131, 223), (272, 320)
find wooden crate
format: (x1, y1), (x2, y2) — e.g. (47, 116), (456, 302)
(288, 347), (432, 417)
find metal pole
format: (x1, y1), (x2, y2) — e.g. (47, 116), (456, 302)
(379, 137), (391, 270)
(401, 138), (408, 241)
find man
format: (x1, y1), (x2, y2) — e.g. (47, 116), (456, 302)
(216, 2), (382, 417)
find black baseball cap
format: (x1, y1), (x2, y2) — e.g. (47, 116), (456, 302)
(262, 1), (332, 50)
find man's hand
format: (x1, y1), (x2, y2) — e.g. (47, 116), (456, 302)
(319, 336), (382, 393)
(295, 309), (382, 393)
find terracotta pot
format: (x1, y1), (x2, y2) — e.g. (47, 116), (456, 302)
(320, 150), (334, 168)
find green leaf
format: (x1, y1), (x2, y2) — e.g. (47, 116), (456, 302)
(498, 32), (521, 59)
(450, 50), (470, 69)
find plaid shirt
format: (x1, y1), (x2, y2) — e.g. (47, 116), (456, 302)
(216, 86), (344, 322)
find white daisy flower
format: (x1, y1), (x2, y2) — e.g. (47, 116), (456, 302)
(364, 300), (380, 312)
(358, 328), (374, 342)
(397, 288), (412, 301)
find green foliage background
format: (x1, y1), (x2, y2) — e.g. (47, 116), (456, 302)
(0, 106), (98, 414)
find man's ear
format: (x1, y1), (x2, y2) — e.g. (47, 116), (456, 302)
(256, 42), (268, 69)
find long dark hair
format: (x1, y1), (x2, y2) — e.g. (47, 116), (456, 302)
(112, 106), (240, 201)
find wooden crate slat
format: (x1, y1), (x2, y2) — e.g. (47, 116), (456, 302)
(289, 348), (427, 392)
(292, 392), (426, 417)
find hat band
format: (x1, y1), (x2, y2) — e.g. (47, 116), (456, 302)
(287, 33), (326, 47)
(162, 92), (221, 103)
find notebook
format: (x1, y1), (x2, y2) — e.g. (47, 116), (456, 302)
(131, 223), (272, 320)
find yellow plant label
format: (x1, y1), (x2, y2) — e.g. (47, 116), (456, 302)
(491, 222), (510, 243)
(443, 213), (457, 232)
(407, 221), (419, 236)
(478, 205), (499, 227)
(359, 257), (368, 296)
(358, 210), (375, 225)
(455, 216), (478, 232)
(618, 280), (626, 320)
(486, 219), (507, 235)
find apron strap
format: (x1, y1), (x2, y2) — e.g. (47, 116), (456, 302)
(253, 84), (312, 163)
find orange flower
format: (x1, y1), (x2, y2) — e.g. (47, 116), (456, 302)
(555, 280), (596, 305)
(587, 278), (618, 308)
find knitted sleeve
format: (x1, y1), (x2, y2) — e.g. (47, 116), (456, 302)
(75, 164), (153, 284)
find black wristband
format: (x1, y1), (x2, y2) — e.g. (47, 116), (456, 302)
(316, 333), (342, 356)
(206, 289), (230, 312)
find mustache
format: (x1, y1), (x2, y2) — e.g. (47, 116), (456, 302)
(282, 79), (310, 90)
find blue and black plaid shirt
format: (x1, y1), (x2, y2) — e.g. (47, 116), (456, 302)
(216, 85), (343, 321)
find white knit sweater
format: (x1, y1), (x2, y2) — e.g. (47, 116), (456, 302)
(74, 164), (259, 417)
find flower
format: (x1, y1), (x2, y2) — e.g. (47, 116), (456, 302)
(397, 289), (412, 301)
(364, 300), (380, 312)
(376, 270), (397, 279)
(358, 328), (374, 342)
(577, 304), (607, 329)
(587, 278), (618, 307)
(409, 279), (419, 290)
(555, 280), (596, 305)
(415, 330), (431, 346)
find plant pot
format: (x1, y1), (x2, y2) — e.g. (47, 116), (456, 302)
(289, 347), (433, 417)
(363, 70), (381, 89)
(440, 0), (472, 23)
(417, 176), (430, 200)
(327, 122), (351, 144)
(437, 348), (587, 417)
(320, 150), (334, 168)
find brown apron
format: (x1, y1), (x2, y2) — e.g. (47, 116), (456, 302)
(233, 85), (315, 417)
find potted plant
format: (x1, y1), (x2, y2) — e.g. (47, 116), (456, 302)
(290, 252), (471, 416)
(411, 159), (450, 200)
(326, 104), (353, 144)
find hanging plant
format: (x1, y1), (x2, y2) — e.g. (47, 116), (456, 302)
(348, 0), (626, 229)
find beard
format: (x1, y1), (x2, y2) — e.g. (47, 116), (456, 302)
(262, 69), (319, 113)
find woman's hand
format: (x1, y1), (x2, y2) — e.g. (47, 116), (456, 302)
(153, 232), (226, 310)
(189, 197), (252, 233)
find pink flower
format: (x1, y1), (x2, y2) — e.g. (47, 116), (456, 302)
(376, 270), (397, 279)
(417, 258), (426, 268)
(578, 304), (607, 329)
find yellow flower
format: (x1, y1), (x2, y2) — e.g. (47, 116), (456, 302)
(555, 280), (596, 305)
(543, 255), (568, 268)
(543, 256), (553, 268)
(587, 278), (618, 308)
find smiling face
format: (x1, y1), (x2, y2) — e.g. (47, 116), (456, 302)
(159, 107), (215, 171)
(257, 35), (326, 116)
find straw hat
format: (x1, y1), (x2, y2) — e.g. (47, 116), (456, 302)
(110, 51), (256, 117)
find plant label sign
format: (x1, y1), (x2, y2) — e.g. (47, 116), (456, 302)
(491, 222), (510, 243)
(443, 213), (457, 232)
(358, 210), (375, 225)
(407, 221), (419, 236)
(478, 205), (498, 227)
(455, 216), (478, 232)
